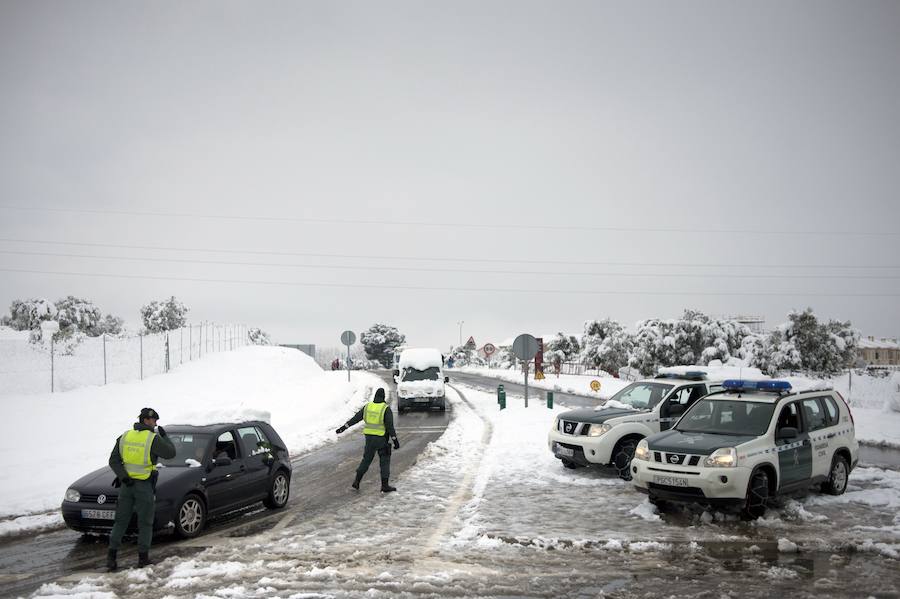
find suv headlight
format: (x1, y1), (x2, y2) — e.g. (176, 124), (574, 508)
(634, 439), (651, 462)
(704, 447), (737, 468)
(588, 423), (612, 437)
(64, 488), (81, 502)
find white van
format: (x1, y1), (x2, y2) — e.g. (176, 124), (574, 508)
(394, 348), (448, 413)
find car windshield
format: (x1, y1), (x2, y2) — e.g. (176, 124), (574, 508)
(158, 432), (213, 467)
(607, 382), (673, 410)
(401, 366), (440, 382)
(676, 400), (775, 436)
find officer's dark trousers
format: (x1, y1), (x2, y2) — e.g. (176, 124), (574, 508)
(108, 478), (155, 552)
(356, 434), (391, 481)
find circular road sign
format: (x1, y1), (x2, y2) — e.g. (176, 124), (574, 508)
(483, 343), (497, 356)
(511, 334), (539, 361)
(340, 330), (356, 346)
(590, 380), (602, 392)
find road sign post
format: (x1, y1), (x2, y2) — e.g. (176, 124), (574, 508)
(340, 330), (356, 382)
(512, 334), (539, 408)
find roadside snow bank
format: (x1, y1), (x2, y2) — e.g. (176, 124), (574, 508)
(0, 346), (382, 522)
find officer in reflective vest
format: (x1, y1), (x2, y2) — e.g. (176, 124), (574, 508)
(336, 388), (400, 492)
(106, 407), (176, 572)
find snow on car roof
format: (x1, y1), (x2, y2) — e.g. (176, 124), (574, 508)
(399, 348), (443, 370)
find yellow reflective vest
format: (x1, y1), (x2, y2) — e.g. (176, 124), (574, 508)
(119, 429), (157, 480)
(362, 401), (388, 436)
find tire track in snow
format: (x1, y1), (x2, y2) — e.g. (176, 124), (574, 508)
(421, 384), (492, 555)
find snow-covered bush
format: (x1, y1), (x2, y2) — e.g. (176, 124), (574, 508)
(141, 297), (189, 333)
(360, 323), (406, 368)
(748, 308), (859, 375)
(98, 314), (124, 336)
(6, 298), (58, 331)
(55, 296), (103, 336)
(248, 327), (272, 345)
(580, 318), (633, 374)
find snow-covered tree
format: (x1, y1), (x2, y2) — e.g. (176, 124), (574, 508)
(98, 314), (124, 336)
(248, 327), (272, 345)
(745, 309), (858, 375)
(580, 318), (633, 375)
(6, 298), (58, 331)
(546, 332), (581, 364)
(360, 323), (406, 368)
(141, 296), (189, 333)
(55, 296), (103, 336)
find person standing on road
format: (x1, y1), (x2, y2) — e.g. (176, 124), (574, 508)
(106, 407), (176, 572)
(335, 388), (400, 492)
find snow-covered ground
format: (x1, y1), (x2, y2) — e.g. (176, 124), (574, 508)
(457, 366), (632, 399)
(0, 347), (382, 536)
(32, 380), (900, 598)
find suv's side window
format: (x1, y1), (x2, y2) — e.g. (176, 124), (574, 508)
(802, 398), (828, 432)
(776, 402), (803, 434)
(822, 396), (840, 427)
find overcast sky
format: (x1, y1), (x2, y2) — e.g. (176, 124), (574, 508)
(1, 1), (899, 352)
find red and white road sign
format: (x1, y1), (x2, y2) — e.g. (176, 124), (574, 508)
(483, 343), (497, 356)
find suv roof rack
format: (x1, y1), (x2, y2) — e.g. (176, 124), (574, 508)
(655, 371), (707, 381)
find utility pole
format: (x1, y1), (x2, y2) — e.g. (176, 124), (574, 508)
(457, 320), (464, 347)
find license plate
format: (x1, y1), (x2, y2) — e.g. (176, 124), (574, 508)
(81, 509), (116, 520)
(653, 475), (688, 487)
(554, 444), (574, 457)
(413, 398), (431, 403)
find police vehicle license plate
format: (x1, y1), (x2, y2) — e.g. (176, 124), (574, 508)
(413, 398), (431, 403)
(653, 475), (688, 487)
(81, 509), (116, 520)
(554, 444), (574, 457)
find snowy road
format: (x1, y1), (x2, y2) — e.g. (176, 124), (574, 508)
(0, 372), (450, 598)
(22, 380), (900, 598)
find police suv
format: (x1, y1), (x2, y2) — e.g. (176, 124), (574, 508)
(548, 373), (722, 480)
(632, 380), (858, 519)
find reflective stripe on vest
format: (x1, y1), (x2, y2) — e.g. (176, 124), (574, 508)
(362, 402), (388, 436)
(119, 429), (157, 480)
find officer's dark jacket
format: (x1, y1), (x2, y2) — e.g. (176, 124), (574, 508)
(109, 422), (177, 482)
(345, 399), (397, 438)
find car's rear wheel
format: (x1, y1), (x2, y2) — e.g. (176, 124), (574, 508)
(174, 494), (206, 538)
(561, 458), (580, 470)
(613, 439), (638, 480)
(742, 470), (769, 520)
(264, 470), (290, 509)
(822, 454), (849, 495)
(438, 399), (446, 412)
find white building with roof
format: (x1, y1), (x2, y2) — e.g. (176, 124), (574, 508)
(858, 337), (900, 367)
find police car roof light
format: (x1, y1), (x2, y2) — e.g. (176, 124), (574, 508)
(655, 371), (707, 381)
(722, 379), (792, 393)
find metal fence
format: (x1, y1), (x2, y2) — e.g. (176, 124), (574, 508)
(0, 323), (249, 396)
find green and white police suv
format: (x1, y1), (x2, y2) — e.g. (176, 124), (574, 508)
(548, 372), (722, 480)
(632, 380), (859, 519)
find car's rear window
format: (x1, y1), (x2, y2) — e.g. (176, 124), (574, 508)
(676, 400), (775, 436)
(159, 433), (213, 467)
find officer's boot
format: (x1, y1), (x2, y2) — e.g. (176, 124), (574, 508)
(106, 549), (118, 572)
(381, 478), (397, 493)
(137, 551), (154, 568)
(351, 473), (362, 490)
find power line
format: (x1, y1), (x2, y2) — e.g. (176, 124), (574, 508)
(3, 249), (900, 281)
(2, 204), (897, 238)
(2, 267), (899, 297)
(1, 237), (898, 270)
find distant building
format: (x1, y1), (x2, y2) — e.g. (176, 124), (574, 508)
(729, 315), (766, 334)
(857, 337), (900, 366)
(280, 344), (316, 359)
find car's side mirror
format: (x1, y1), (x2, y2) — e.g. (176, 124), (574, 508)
(668, 404), (686, 417)
(214, 456), (232, 467)
(777, 427), (798, 441)
(444, 376), (450, 383)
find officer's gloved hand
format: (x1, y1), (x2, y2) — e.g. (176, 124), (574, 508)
(156, 426), (167, 437)
(120, 476), (134, 487)
(335, 425), (347, 434)
(392, 437), (400, 450)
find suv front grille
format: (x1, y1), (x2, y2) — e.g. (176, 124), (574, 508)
(558, 420), (590, 436)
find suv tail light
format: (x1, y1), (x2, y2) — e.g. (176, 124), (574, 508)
(835, 391), (854, 426)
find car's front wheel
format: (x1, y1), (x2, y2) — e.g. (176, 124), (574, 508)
(742, 470), (769, 520)
(264, 470), (290, 509)
(561, 458), (580, 470)
(174, 494), (206, 538)
(613, 439), (638, 480)
(822, 454), (849, 495)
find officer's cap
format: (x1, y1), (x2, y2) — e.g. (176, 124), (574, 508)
(139, 407), (160, 421)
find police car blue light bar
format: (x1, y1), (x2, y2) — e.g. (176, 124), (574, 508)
(722, 379), (792, 392)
